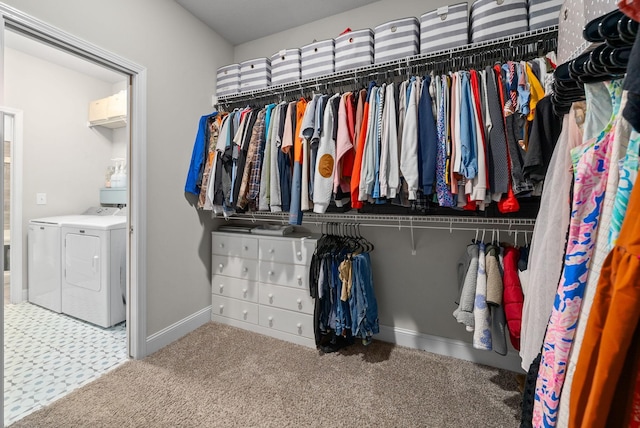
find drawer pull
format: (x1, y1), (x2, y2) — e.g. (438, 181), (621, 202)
(218, 264), (224, 272)
(268, 316), (273, 321)
(242, 310), (248, 318)
(268, 270), (274, 276)
(219, 285), (224, 293)
(297, 276), (302, 285)
(297, 323), (302, 330)
(269, 248), (275, 254)
(243, 267), (249, 273)
(219, 243), (225, 248)
(296, 298), (302, 304)
(296, 251), (302, 258)
(242, 288), (248, 296)
(268, 293), (273, 303)
(219, 304), (224, 312)
(243, 245), (249, 251)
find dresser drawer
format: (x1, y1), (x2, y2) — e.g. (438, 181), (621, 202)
(212, 295), (258, 324)
(212, 255), (258, 281)
(211, 275), (258, 302)
(259, 283), (314, 314)
(211, 233), (258, 258)
(258, 238), (315, 265)
(259, 261), (310, 290)
(259, 306), (313, 339)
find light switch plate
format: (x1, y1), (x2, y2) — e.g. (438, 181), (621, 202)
(36, 193), (47, 205)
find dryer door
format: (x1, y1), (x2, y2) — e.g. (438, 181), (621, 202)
(65, 233), (101, 291)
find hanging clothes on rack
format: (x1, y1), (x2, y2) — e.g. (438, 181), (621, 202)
(309, 224), (379, 353)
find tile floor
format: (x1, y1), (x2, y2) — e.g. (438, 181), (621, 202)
(3, 302), (128, 426)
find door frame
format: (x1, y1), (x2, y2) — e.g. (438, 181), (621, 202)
(0, 106), (23, 304)
(0, 2), (148, 366)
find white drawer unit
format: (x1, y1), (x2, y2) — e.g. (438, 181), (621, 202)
(211, 231), (318, 348)
(259, 283), (314, 315)
(211, 275), (258, 302)
(259, 306), (314, 339)
(212, 295), (259, 325)
(259, 261), (309, 290)
(212, 254), (258, 281)
(211, 233), (258, 259)
(258, 237), (315, 265)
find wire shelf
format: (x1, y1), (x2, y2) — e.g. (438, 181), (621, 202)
(217, 26), (558, 109)
(220, 211), (536, 227)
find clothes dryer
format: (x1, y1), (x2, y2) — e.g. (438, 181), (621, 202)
(60, 216), (126, 328)
(27, 207), (122, 314)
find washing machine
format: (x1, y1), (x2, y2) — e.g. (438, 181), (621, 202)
(60, 214), (126, 328)
(27, 207), (122, 314)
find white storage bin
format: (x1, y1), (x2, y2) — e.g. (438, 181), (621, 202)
(374, 17), (419, 64)
(216, 64), (240, 97)
(335, 29), (374, 72)
(421, 3), (469, 53)
(270, 49), (301, 85)
(240, 58), (271, 92)
(470, 0), (529, 43)
(528, 0), (563, 30)
(301, 39), (335, 79)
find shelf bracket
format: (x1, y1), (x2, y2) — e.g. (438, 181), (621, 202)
(410, 217), (416, 256)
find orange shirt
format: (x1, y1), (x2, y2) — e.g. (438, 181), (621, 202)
(351, 93), (370, 209)
(293, 98), (307, 164)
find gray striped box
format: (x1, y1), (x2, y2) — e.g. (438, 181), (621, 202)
(216, 64), (240, 97)
(335, 29), (374, 72)
(374, 17), (419, 64)
(301, 39), (335, 79)
(420, 3), (469, 54)
(471, 0), (529, 43)
(528, 0), (563, 30)
(240, 58), (271, 92)
(270, 48), (301, 85)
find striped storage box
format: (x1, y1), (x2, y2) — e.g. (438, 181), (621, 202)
(335, 29), (374, 72)
(216, 64), (240, 97)
(470, 0), (529, 43)
(374, 17), (419, 64)
(270, 49), (301, 85)
(420, 3), (469, 54)
(301, 39), (335, 79)
(239, 58), (271, 92)
(528, 0), (563, 29)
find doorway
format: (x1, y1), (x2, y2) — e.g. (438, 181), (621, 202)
(1, 4), (148, 426)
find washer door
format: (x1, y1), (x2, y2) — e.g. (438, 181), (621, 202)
(65, 233), (101, 291)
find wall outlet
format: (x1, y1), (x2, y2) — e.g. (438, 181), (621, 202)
(36, 193), (47, 205)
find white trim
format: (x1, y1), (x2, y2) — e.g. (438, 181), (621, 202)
(377, 325), (524, 373)
(146, 306), (213, 356)
(0, 2), (148, 362)
(0, 107), (23, 304)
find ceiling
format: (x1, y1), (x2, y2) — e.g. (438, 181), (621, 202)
(174, 0), (381, 45)
(5, 30), (126, 84)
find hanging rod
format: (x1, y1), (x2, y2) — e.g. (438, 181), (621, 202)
(218, 212), (536, 227)
(217, 25), (558, 109)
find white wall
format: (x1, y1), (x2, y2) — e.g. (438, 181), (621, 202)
(4, 46), (118, 290)
(234, 0), (452, 62)
(2, 0), (234, 337)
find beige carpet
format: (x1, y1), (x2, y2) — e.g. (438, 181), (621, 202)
(12, 322), (522, 427)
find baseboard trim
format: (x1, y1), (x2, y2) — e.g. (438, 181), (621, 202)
(377, 325), (524, 373)
(145, 306), (212, 356)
